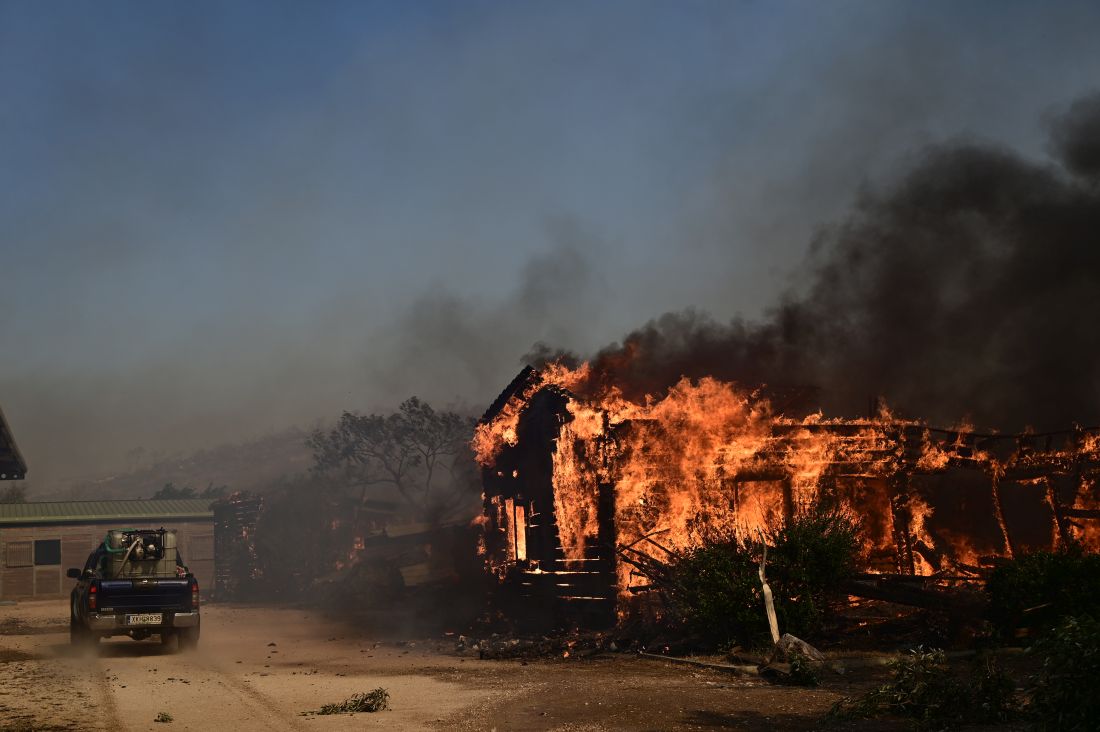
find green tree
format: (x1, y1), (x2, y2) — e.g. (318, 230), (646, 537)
(986, 545), (1100, 639)
(151, 482), (194, 499)
(199, 482), (228, 499)
(150, 482), (227, 500)
(664, 502), (860, 648)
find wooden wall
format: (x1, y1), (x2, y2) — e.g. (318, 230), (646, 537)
(0, 520), (214, 600)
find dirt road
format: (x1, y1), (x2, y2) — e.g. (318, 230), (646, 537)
(0, 599), (859, 731)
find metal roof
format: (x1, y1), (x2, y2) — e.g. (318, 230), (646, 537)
(0, 499), (215, 526)
(0, 404), (27, 480)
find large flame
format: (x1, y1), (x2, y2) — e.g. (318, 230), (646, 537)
(476, 363), (1100, 597)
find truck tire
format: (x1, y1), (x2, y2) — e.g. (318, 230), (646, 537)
(69, 613), (81, 646)
(178, 624), (199, 651)
(70, 613), (97, 649)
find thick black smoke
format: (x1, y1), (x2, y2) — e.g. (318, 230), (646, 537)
(531, 94), (1100, 431)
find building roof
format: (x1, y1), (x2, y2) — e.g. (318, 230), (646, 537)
(480, 365), (537, 424)
(0, 405), (27, 480)
(0, 499), (215, 526)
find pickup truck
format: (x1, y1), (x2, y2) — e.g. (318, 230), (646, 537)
(68, 528), (200, 650)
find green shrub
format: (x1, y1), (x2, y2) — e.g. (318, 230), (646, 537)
(664, 538), (761, 648)
(664, 502), (860, 649)
(986, 545), (1100, 640)
(828, 647), (1017, 730)
(1027, 615), (1100, 731)
(765, 503), (861, 637)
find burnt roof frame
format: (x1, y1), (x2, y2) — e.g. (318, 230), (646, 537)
(0, 404), (27, 480)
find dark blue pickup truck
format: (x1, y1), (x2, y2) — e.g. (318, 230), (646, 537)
(68, 528), (200, 650)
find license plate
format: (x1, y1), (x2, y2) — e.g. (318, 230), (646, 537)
(126, 613), (163, 626)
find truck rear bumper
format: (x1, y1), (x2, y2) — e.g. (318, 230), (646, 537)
(88, 611), (199, 631)
(168, 612), (199, 627)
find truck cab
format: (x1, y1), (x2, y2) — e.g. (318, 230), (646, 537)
(68, 528), (200, 651)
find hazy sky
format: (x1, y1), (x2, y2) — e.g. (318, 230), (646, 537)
(3, 1), (1100, 488)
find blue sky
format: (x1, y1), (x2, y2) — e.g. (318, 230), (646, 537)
(3, 1), (1100, 487)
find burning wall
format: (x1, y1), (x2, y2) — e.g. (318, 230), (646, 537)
(476, 366), (1100, 623)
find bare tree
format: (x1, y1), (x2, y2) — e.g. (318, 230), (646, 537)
(309, 397), (478, 522)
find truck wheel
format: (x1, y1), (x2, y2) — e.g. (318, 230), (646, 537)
(178, 625), (199, 651)
(70, 615), (97, 649)
(69, 614), (82, 646)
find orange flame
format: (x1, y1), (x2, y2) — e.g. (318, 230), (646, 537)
(477, 363), (1100, 594)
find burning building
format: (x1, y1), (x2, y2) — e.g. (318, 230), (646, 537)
(0, 403), (27, 482)
(475, 366), (1100, 627)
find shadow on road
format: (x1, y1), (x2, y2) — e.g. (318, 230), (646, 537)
(47, 640), (178, 659)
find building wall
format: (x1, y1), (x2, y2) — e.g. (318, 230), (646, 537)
(0, 520), (214, 600)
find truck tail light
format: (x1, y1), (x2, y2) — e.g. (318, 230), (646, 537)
(88, 583), (97, 611)
(190, 579), (199, 609)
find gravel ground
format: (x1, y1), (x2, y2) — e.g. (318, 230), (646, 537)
(0, 598), (886, 731)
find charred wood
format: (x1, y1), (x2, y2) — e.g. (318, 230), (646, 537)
(841, 577), (987, 614)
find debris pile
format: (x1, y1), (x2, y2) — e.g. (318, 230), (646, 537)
(454, 630), (619, 660)
(312, 688), (390, 715)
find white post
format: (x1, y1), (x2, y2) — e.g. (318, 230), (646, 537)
(757, 528), (780, 645)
